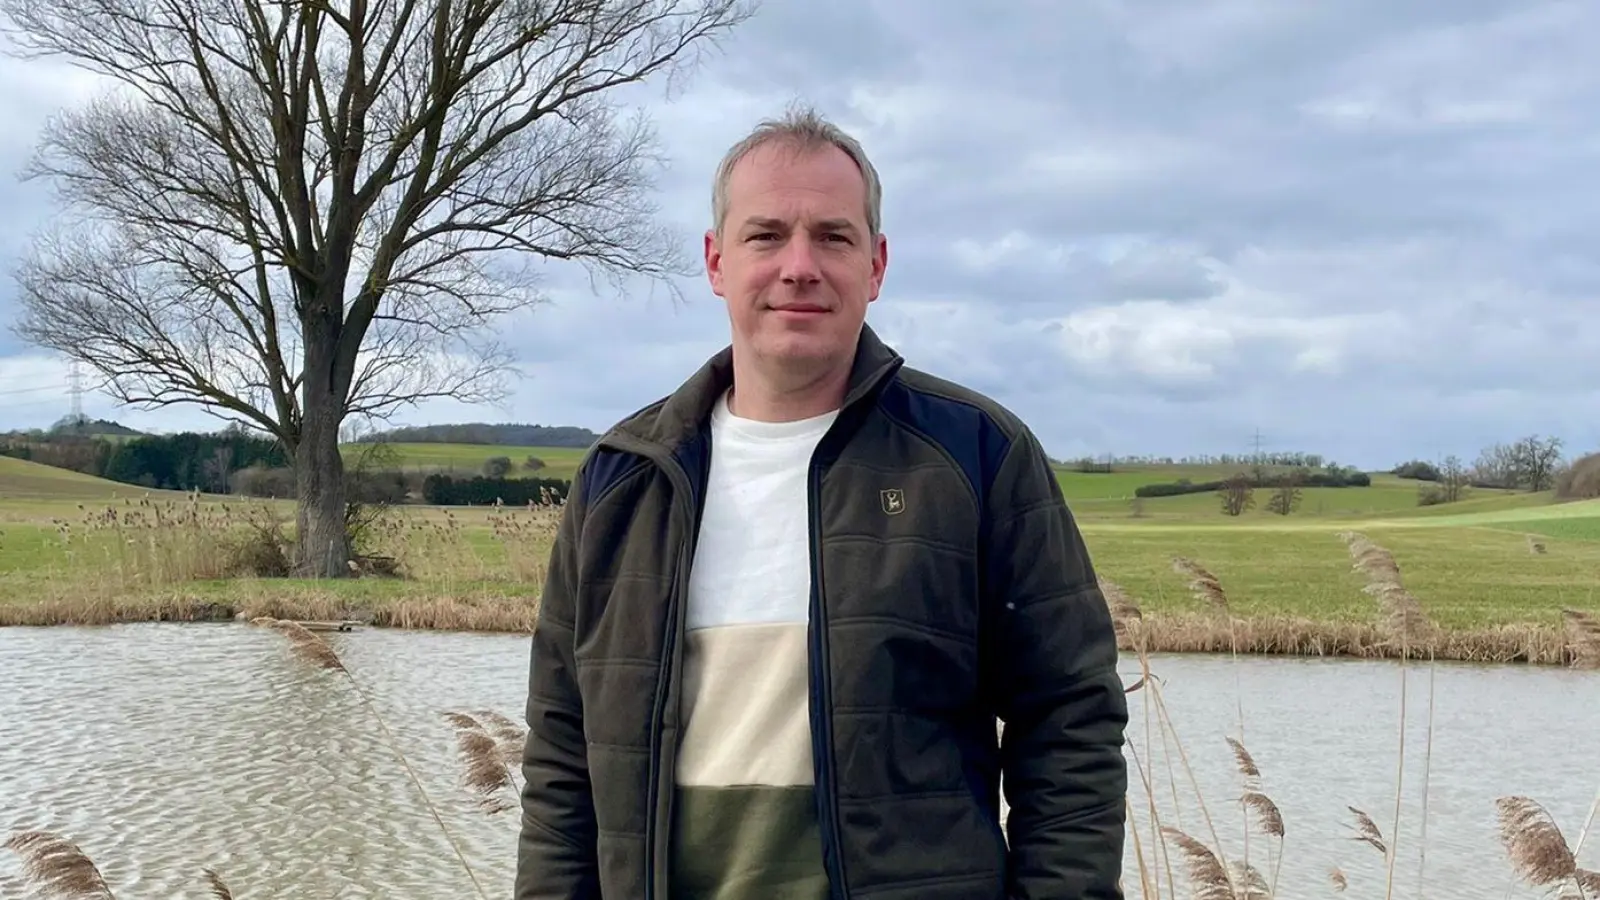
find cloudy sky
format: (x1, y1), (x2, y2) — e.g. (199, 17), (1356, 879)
(1, 0), (1596, 470)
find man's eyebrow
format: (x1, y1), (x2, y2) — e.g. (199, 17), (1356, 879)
(739, 216), (861, 233)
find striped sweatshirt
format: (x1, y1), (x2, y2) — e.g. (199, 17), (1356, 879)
(669, 391), (837, 900)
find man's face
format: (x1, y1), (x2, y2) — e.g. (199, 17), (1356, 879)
(705, 141), (887, 376)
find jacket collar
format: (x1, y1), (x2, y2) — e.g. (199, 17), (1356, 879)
(614, 322), (904, 454)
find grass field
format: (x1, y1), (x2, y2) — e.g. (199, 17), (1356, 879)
(4, 450), (1597, 663)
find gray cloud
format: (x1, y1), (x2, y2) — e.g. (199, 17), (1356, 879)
(1, 1), (1598, 469)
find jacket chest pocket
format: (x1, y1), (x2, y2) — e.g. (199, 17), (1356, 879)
(818, 468), (983, 712)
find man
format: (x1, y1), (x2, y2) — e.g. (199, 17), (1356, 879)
(517, 107), (1128, 900)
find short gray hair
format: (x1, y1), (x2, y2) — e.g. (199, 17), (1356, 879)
(710, 105), (883, 238)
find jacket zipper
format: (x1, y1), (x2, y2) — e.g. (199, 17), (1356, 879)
(633, 438), (706, 900)
(806, 455), (848, 899)
(808, 361), (904, 900)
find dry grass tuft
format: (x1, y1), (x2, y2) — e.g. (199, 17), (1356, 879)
(1171, 557), (1230, 614)
(3, 830), (116, 899)
(1495, 795), (1600, 896)
(251, 616), (345, 670)
(1563, 609), (1600, 669)
(444, 709), (527, 813)
(1338, 532), (1435, 650)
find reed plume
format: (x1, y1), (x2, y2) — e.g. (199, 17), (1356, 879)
(471, 708), (529, 764)
(1242, 792), (1285, 840)
(250, 616), (344, 670)
(1171, 557), (1230, 615)
(1345, 806), (1387, 855)
(1162, 827), (1234, 900)
(1563, 609), (1600, 669)
(1495, 795), (1600, 899)
(443, 709), (526, 814)
(1226, 737), (1261, 788)
(1099, 578), (1143, 640)
(1225, 736), (1285, 895)
(203, 868), (235, 899)
(3, 831), (115, 899)
(1337, 532), (1433, 648)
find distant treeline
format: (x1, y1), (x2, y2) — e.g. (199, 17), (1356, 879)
(353, 422), (599, 448)
(421, 474), (570, 506)
(1135, 469), (1371, 498)
(1060, 451), (1330, 470)
(0, 431), (287, 492)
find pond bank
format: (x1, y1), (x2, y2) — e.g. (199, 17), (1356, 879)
(3, 592), (1594, 667)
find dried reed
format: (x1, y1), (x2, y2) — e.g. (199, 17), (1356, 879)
(1564, 609), (1600, 669)
(251, 617), (345, 670)
(3, 830), (239, 899)
(203, 869), (234, 899)
(252, 618), (491, 900)
(1337, 531), (1435, 650)
(1160, 827), (1233, 900)
(1337, 531), (1439, 899)
(444, 709), (528, 814)
(3, 831), (115, 899)
(1100, 577), (1145, 642)
(1345, 806), (1387, 856)
(1495, 795), (1600, 899)
(1224, 737), (1285, 894)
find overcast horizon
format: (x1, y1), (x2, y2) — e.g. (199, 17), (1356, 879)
(2, 1), (1597, 472)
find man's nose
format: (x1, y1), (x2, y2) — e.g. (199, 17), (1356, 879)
(779, 237), (822, 284)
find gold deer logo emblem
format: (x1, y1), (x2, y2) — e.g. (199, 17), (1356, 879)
(880, 488), (906, 516)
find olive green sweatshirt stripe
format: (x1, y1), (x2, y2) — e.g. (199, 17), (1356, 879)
(669, 785), (828, 900)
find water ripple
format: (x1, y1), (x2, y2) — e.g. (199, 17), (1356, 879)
(1, 625), (1594, 899)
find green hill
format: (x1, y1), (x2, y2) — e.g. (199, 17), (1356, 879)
(0, 455), (181, 501)
(344, 443), (588, 481)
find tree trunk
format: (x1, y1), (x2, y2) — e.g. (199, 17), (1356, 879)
(294, 321), (351, 578)
(294, 399), (350, 577)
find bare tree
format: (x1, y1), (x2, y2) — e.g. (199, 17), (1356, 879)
(1511, 435), (1564, 492)
(1266, 471), (1302, 516)
(1218, 472), (1255, 517)
(2, 0), (753, 575)
(1472, 443), (1520, 489)
(1439, 453), (1470, 503)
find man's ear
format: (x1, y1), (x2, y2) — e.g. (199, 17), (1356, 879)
(705, 228), (725, 297)
(868, 232), (888, 302)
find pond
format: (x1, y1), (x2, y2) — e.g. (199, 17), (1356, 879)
(0, 623), (1593, 899)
